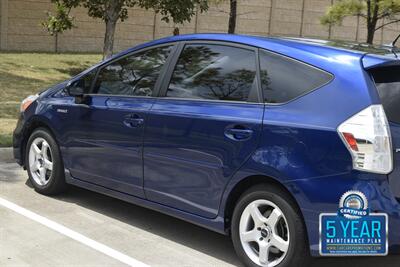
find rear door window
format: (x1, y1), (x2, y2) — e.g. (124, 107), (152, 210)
(166, 44), (257, 102)
(259, 50), (333, 103)
(371, 67), (400, 124)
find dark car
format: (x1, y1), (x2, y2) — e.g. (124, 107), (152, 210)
(13, 34), (400, 267)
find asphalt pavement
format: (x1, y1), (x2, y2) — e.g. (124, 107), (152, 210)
(0, 148), (398, 267)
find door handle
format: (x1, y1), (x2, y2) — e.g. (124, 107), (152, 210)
(224, 126), (253, 141)
(123, 114), (144, 128)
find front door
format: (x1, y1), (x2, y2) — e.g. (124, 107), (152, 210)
(143, 43), (264, 218)
(61, 45), (175, 197)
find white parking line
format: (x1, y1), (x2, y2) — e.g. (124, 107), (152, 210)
(0, 197), (150, 267)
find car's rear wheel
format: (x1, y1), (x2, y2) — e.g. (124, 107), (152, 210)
(231, 184), (310, 267)
(26, 128), (67, 195)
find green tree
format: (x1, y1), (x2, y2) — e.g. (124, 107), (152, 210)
(321, 0), (400, 44)
(41, 0), (78, 52)
(139, 0), (208, 37)
(43, 0), (209, 59)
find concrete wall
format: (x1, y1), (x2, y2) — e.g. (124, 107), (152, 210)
(0, 0), (399, 53)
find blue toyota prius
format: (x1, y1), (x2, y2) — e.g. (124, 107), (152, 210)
(13, 34), (400, 267)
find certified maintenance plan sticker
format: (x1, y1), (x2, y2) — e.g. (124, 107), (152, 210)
(319, 191), (388, 256)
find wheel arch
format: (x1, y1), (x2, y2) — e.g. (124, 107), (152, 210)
(223, 175), (307, 237)
(20, 116), (58, 167)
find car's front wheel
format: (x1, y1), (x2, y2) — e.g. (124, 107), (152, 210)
(231, 184), (310, 267)
(25, 128), (67, 195)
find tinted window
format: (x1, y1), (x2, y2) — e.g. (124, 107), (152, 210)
(260, 50), (332, 103)
(167, 44), (257, 102)
(371, 67), (400, 124)
(94, 46), (173, 96)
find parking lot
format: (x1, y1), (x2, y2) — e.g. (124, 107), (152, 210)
(0, 147), (399, 267)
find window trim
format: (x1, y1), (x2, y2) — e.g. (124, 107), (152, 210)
(157, 40), (263, 104)
(87, 43), (179, 98)
(258, 48), (334, 106)
(65, 40), (333, 104)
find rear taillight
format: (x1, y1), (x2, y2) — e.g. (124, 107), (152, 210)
(338, 104), (393, 174)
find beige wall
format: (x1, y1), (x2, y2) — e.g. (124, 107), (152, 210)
(0, 0), (399, 53)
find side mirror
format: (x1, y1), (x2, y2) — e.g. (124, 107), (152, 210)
(66, 83), (90, 104)
(67, 85), (84, 97)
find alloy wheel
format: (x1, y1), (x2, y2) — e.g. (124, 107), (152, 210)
(239, 199), (290, 267)
(28, 137), (53, 186)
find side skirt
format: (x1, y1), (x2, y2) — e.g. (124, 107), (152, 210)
(65, 169), (227, 235)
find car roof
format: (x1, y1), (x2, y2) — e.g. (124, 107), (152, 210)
(125, 33), (365, 55)
(109, 33), (399, 73)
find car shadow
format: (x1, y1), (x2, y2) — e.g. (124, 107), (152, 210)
(49, 185), (399, 267)
(52, 185), (244, 266)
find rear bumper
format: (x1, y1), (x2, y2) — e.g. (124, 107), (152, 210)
(285, 171), (400, 256)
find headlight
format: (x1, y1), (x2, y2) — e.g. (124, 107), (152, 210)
(20, 94), (39, 112)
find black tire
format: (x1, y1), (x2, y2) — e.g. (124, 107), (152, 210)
(231, 184), (310, 267)
(25, 127), (67, 195)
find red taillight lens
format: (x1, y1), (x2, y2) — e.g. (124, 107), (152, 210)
(342, 132), (358, 151)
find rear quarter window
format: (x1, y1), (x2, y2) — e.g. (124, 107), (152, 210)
(259, 50), (333, 104)
(370, 66), (400, 124)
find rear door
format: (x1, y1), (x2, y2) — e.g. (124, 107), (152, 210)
(370, 64), (400, 198)
(143, 42), (264, 218)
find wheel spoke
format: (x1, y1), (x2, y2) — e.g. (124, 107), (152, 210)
(41, 142), (49, 159)
(266, 208), (282, 229)
(241, 230), (259, 242)
(249, 203), (266, 225)
(270, 235), (289, 253)
(39, 167), (46, 183)
(30, 161), (38, 172)
(259, 243), (270, 265)
(43, 159), (53, 171)
(32, 143), (41, 155)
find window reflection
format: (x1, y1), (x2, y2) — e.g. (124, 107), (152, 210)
(94, 46), (173, 96)
(167, 44), (257, 102)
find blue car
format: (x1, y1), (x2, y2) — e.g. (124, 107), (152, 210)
(13, 34), (400, 267)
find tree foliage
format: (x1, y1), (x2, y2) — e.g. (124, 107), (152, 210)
(43, 0), (209, 58)
(83, 0), (137, 22)
(139, 0), (208, 24)
(321, 0), (400, 44)
(42, 1), (78, 36)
